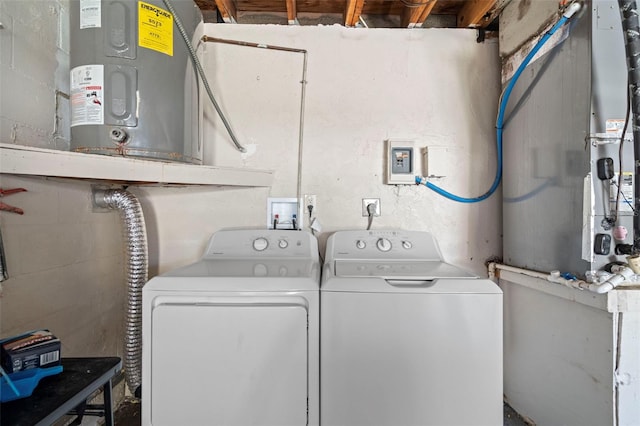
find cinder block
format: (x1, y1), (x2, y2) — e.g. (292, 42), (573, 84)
(12, 18), (59, 85)
(6, 1), (59, 50)
(1, 67), (55, 137)
(0, 119), (51, 148)
(0, 15), (13, 68)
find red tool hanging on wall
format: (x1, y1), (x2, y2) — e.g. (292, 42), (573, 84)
(0, 188), (27, 215)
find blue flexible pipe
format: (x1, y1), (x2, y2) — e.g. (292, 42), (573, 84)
(416, 4), (580, 203)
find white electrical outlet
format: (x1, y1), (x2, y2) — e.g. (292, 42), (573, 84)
(362, 198), (381, 217)
(304, 194), (317, 216)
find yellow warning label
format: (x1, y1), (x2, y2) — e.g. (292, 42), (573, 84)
(138, 1), (173, 56)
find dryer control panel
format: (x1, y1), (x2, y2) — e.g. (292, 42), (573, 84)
(203, 229), (318, 259)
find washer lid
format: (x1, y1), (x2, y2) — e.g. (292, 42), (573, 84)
(321, 275), (501, 294)
(334, 260), (475, 280)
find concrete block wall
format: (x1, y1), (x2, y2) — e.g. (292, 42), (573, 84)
(499, 0), (559, 58)
(0, 0), (70, 150)
(0, 1), (123, 358)
(0, 174), (125, 357)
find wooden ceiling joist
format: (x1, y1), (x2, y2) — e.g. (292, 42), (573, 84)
(457, 0), (498, 28)
(401, 0), (437, 28)
(214, 0), (237, 23)
(286, 0), (298, 24)
(344, 0), (365, 27)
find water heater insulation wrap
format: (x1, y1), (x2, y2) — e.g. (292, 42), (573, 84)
(70, 0), (203, 164)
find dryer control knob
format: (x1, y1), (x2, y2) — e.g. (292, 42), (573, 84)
(376, 238), (392, 252)
(253, 237), (269, 251)
(356, 240), (366, 249)
(278, 239), (288, 249)
(402, 241), (412, 249)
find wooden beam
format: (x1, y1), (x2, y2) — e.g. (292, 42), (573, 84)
(213, 0), (237, 23)
(286, 0), (298, 24)
(483, 0), (513, 27)
(457, 0), (498, 28)
(401, 0), (437, 28)
(344, 0), (365, 27)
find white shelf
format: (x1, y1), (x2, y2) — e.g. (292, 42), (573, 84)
(0, 143), (274, 187)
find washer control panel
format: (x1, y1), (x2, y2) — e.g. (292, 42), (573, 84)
(328, 230), (442, 261)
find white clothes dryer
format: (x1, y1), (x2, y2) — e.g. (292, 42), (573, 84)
(321, 230), (502, 426)
(142, 229), (320, 426)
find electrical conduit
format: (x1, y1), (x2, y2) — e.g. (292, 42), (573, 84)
(200, 36), (309, 230)
(415, 2), (581, 203)
(618, 0), (640, 251)
(162, 0), (247, 153)
(94, 189), (148, 396)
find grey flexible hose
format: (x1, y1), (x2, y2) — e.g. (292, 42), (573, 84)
(94, 189), (148, 395)
(162, 0), (246, 153)
(618, 0), (640, 251)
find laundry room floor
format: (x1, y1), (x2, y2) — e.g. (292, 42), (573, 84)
(112, 400), (531, 426)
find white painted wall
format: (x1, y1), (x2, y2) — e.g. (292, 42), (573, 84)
(138, 24), (502, 277)
(501, 277), (614, 426)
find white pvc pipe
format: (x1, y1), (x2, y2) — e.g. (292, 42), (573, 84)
(492, 263), (550, 280)
(491, 263), (633, 294)
(587, 266), (635, 294)
(563, 2), (581, 18)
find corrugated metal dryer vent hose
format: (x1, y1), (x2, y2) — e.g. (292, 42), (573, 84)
(94, 188), (148, 397)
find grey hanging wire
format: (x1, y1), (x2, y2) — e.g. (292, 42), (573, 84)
(162, 0), (247, 153)
(366, 203), (376, 230)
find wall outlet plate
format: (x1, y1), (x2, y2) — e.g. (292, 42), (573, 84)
(385, 140), (415, 185)
(362, 198), (381, 217)
(304, 194), (317, 216)
(267, 197), (302, 230)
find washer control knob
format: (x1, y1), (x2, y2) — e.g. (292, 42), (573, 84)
(402, 241), (412, 249)
(253, 237), (269, 251)
(376, 238), (392, 252)
(278, 239), (288, 249)
(356, 240), (366, 249)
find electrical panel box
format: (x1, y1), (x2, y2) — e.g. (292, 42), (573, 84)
(385, 140), (415, 185)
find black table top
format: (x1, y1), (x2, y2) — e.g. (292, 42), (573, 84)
(1, 357), (121, 426)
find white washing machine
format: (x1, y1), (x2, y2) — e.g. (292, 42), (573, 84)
(321, 230), (503, 426)
(142, 229), (320, 426)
